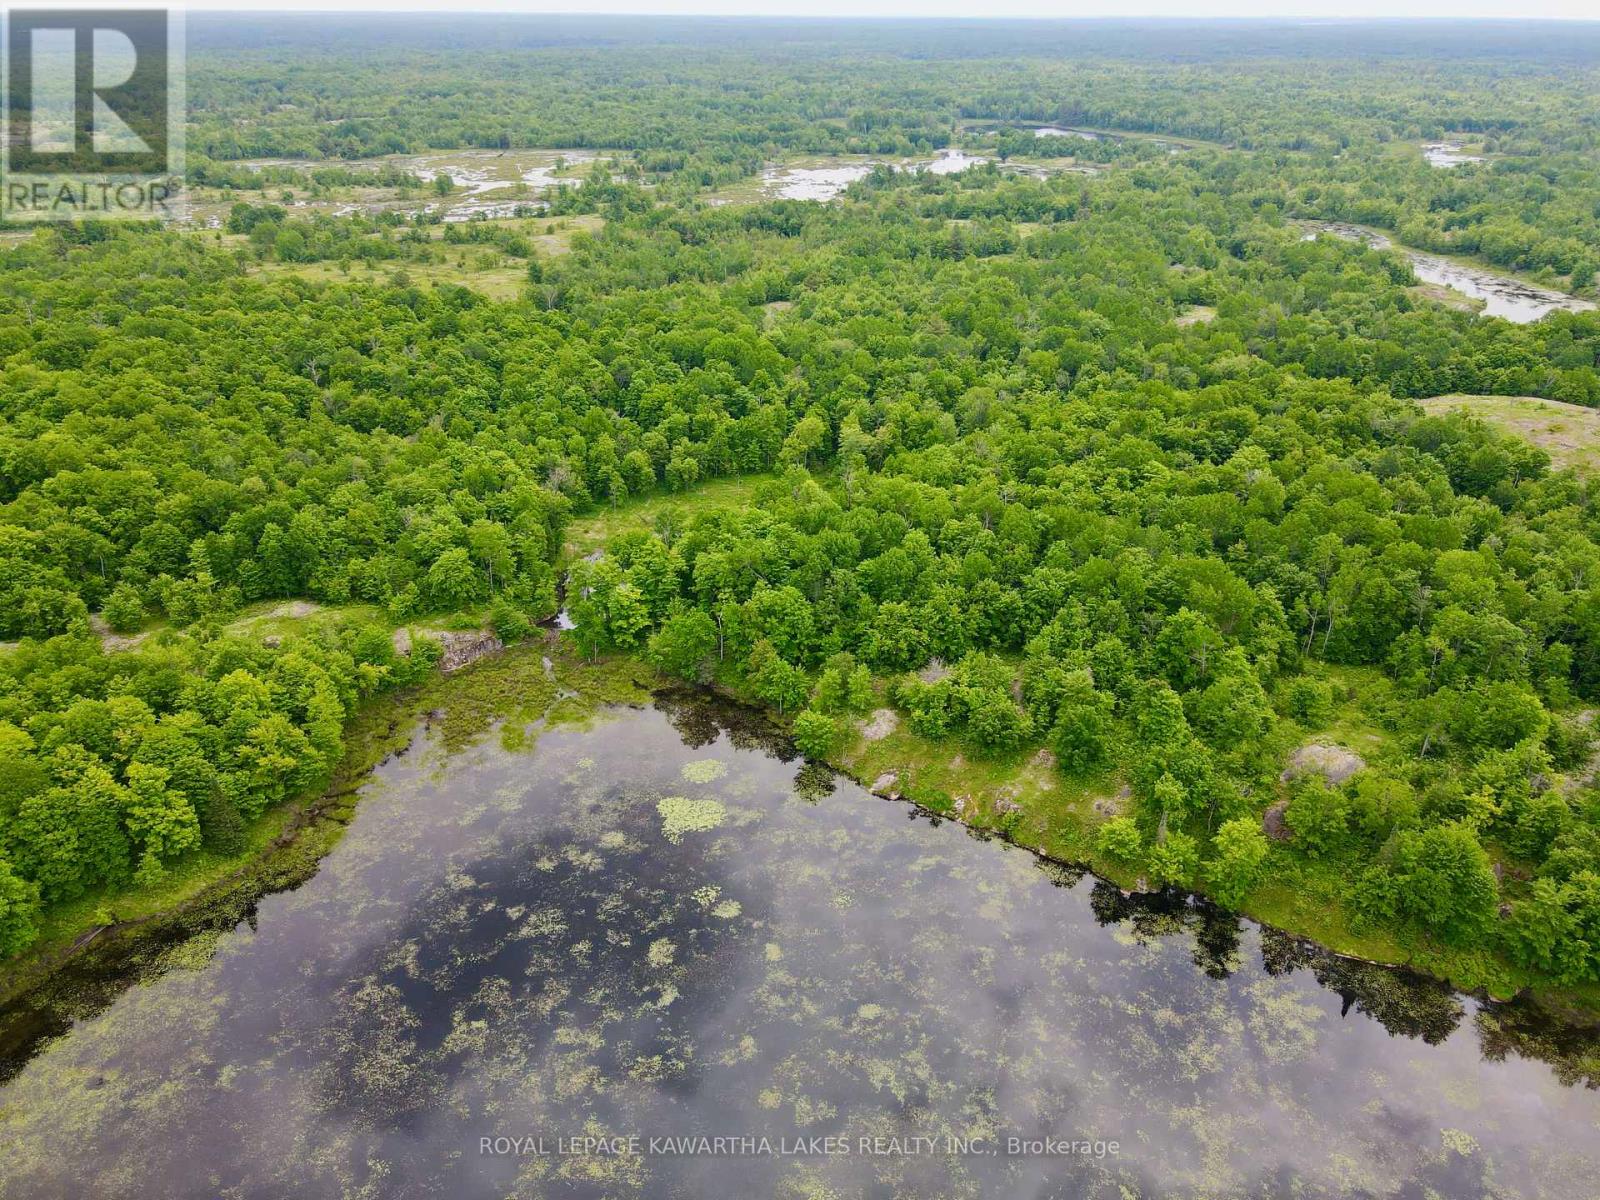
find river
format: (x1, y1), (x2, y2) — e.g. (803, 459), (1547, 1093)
(1, 692), (1596, 1199)
(1299, 221), (1596, 324)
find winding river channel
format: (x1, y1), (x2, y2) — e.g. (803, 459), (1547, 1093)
(1, 692), (1597, 1199)
(1300, 221), (1596, 324)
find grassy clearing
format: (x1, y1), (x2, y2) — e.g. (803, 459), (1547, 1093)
(87, 598), (486, 661)
(256, 257), (530, 301)
(1295, 661), (1402, 763)
(837, 706), (1125, 874)
(562, 473), (783, 560)
(248, 217), (604, 301)
(61, 600), (382, 661)
(525, 214), (606, 256)
(1420, 394), (1600, 477)
(1410, 282), (1485, 314)
(224, 599), (385, 639)
(1175, 304), (1217, 327)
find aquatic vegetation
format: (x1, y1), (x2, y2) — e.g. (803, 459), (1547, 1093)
(655, 796), (729, 844)
(681, 759), (729, 784)
(1, 692), (1598, 1198)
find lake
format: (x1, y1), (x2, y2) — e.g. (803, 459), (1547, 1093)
(1, 691), (1597, 1199)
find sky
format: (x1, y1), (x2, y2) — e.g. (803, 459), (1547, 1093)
(45, 1), (1600, 18)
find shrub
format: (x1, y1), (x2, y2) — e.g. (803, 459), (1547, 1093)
(965, 689), (1032, 751)
(1149, 831), (1200, 888)
(1390, 822), (1500, 946)
(1284, 676), (1333, 724)
(792, 709), (839, 760)
(102, 584), (146, 634)
(1049, 673), (1113, 773)
(813, 653), (874, 715)
(896, 678), (956, 739)
(1348, 863), (1401, 927)
(0, 857), (42, 959)
(1097, 816), (1143, 862)
(489, 598), (534, 644)
(1207, 817), (1269, 908)
(646, 609), (717, 681)
(1284, 779), (1351, 858)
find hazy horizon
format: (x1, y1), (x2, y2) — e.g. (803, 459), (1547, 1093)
(44, 4), (1600, 23)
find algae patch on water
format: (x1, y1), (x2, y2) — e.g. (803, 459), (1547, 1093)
(656, 796), (727, 843)
(681, 759), (729, 784)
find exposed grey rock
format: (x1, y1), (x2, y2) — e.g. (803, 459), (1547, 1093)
(1280, 743), (1366, 786)
(439, 632), (504, 672)
(859, 709), (899, 742)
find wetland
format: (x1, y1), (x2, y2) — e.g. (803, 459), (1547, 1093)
(2, 679), (1597, 1200)
(1299, 221), (1596, 323)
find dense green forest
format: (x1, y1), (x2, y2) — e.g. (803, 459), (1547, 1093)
(182, 17), (1600, 287)
(3, 18), (1600, 1003)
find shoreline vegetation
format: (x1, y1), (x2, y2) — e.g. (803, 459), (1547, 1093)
(7, 15), (1600, 1077)
(0, 641), (655, 1048)
(4, 633), (1597, 1056)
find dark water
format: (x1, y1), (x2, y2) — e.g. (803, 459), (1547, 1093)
(2, 696), (1597, 1199)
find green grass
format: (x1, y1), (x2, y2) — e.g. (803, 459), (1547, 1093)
(256, 257), (531, 301)
(839, 708), (1120, 867)
(1419, 394), (1600, 478)
(1246, 862), (1535, 1000)
(224, 598), (385, 638)
(1175, 304), (1217, 327)
(1410, 282), (1485, 315)
(1296, 661), (1402, 762)
(249, 215), (607, 302)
